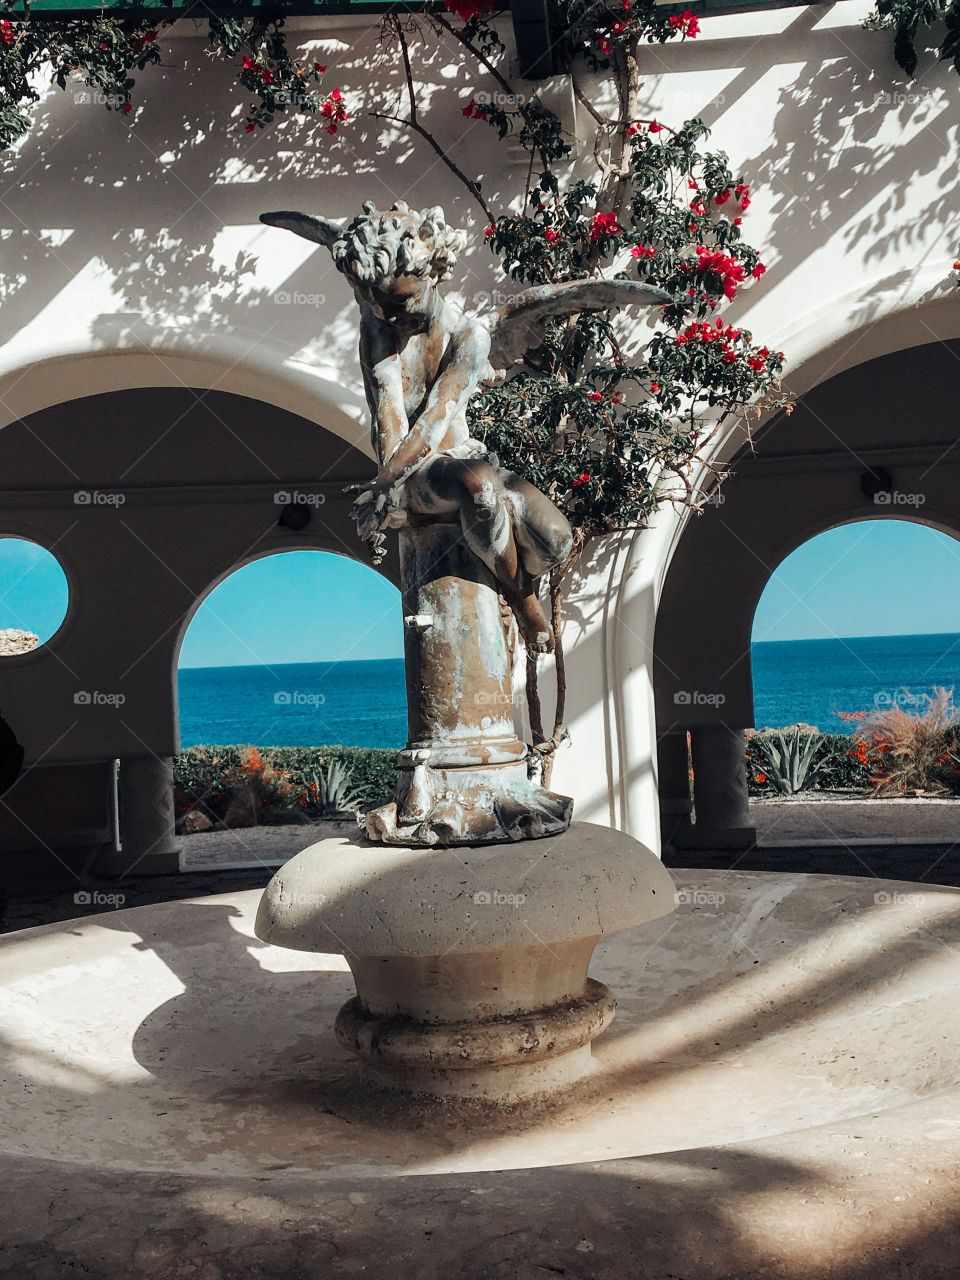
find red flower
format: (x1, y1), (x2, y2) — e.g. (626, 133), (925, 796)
(752, 262), (766, 278)
(445, 0), (493, 21)
(245, 122), (256, 133)
(714, 190), (731, 206)
(590, 210), (621, 241)
(572, 473), (591, 487)
(242, 56), (257, 70)
(122, 102), (133, 116)
(313, 63), (327, 73)
(484, 225), (496, 237)
(544, 228), (558, 242)
(669, 8), (700, 36)
(648, 119), (663, 133)
(0, 20), (13, 44)
(756, 772), (767, 783)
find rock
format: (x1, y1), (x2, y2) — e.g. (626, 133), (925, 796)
(0, 629), (39, 656)
(178, 809), (213, 834)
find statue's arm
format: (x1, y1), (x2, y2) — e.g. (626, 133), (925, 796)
(374, 321), (490, 489)
(360, 327), (409, 466)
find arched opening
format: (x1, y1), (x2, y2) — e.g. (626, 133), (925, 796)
(752, 519), (960, 731)
(745, 518), (960, 847)
(177, 548), (404, 749)
(654, 336), (960, 869)
(0, 536), (69, 654)
(173, 549), (404, 855)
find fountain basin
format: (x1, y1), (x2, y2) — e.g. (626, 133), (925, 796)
(2, 868), (960, 1277)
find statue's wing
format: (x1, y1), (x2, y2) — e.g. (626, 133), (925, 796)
(259, 210), (344, 249)
(484, 278), (672, 376)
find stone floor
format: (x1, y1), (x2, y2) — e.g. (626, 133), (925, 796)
(752, 793), (960, 844)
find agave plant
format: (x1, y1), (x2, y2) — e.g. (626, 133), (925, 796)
(313, 760), (364, 816)
(753, 728), (825, 796)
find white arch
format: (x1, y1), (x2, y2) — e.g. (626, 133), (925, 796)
(0, 341), (373, 459)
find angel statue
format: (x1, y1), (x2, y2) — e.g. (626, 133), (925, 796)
(260, 200), (667, 655)
(260, 200), (667, 846)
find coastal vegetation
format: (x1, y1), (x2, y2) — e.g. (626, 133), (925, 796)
(173, 744), (397, 830)
(174, 686), (960, 836)
(747, 689), (960, 798)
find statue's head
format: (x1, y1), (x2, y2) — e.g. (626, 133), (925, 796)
(333, 200), (466, 290)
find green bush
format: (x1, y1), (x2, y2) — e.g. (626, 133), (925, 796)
(174, 744), (399, 819)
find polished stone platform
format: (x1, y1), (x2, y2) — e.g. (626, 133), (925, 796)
(2, 869), (959, 1277)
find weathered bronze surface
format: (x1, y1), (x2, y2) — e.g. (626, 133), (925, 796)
(260, 201), (667, 845)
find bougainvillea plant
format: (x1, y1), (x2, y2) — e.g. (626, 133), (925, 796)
(864, 0), (960, 78)
(0, 2), (346, 146)
(0, 0), (786, 781)
(371, 0), (785, 778)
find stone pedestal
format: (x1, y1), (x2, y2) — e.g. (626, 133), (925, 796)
(255, 821), (676, 1102)
(363, 520), (571, 847)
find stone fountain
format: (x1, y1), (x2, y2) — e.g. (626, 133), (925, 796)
(253, 200), (675, 1101)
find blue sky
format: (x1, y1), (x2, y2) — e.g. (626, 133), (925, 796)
(4, 522), (960, 663)
(0, 538), (69, 641)
(753, 520), (960, 643)
(178, 551), (403, 668)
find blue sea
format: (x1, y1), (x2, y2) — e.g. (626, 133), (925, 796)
(177, 658), (408, 749)
(751, 632), (960, 732)
(177, 633), (960, 747)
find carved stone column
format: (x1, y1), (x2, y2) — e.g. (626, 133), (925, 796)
(362, 519), (572, 846)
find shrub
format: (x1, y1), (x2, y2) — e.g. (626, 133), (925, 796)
(750, 728), (825, 796)
(173, 744), (399, 828)
(746, 732), (872, 794)
(854, 688), (960, 797)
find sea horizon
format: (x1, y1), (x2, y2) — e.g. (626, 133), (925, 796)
(177, 632), (960, 748)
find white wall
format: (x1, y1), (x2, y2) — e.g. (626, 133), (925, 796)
(1, 3), (959, 847)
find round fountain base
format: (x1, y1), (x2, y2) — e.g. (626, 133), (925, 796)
(254, 821), (675, 1102)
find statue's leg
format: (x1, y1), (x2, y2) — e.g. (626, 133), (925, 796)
(405, 457), (554, 653)
(501, 473), (574, 577)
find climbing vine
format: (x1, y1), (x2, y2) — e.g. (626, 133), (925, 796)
(374, 0), (785, 779)
(0, 2), (346, 146)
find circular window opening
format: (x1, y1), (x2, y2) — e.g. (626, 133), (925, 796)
(0, 537), (69, 655)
